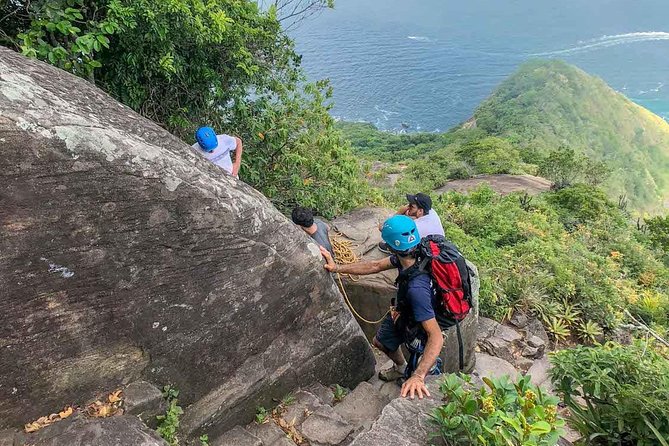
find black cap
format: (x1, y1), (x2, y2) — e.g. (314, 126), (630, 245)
(406, 193), (432, 212)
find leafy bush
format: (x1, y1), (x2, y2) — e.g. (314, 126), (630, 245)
(550, 342), (669, 445)
(545, 184), (621, 226)
(431, 374), (564, 445)
(430, 185), (669, 337)
(255, 406), (270, 424)
(539, 148), (611, 189)
(646, 215), (669, 253)
(156, 385), (184, 445)
(455, 136), (522, 175)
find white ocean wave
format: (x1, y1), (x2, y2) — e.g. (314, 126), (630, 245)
(374, 104), (400, 121)
(407, 35), (433, 42)
(530, 31), (669, 56)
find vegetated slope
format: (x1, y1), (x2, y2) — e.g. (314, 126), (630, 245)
(474, 59), (669, 211)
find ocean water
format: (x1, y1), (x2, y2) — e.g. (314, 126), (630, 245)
(290, 0), (669, 132)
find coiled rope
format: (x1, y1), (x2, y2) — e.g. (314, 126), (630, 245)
(330, 233), (389, 325)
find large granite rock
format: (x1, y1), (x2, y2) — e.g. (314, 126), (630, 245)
(26, 415), (168, 446)
(473, 353), (520, 381)
(349, 377), (443, 446)
(331, 208), (479, 373)
(0, 47), (374, 438)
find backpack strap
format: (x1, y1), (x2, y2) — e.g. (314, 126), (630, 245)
(455, 319), (464, 371)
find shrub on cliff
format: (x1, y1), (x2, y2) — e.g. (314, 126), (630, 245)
(433, 185), (669, 338)
(550, 342), (669, 445)
(431, 374), (565, 445)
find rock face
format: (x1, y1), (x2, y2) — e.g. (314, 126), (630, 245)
(436, 174), (552, 196)
(331, 207), (479, 373)
(0, 47), (374, 438)
(28, 415), (168, 446)
(349, 378), (443, 446)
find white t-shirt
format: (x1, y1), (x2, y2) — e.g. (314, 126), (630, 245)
(415, 209), (445, 238)
(192, 134), (237, 175)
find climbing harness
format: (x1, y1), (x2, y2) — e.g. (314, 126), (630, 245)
(330, 233), (390, 325)
(403, 337), (442, 381)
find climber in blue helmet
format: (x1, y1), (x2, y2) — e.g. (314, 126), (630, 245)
(193, 126), (244, 178)
(320, 215), (444, 401)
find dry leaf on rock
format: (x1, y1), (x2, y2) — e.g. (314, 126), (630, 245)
(59, 406), (73, 419)
(86, 400), (116, 418)
(24, 422), (42, 433)
(23, 412), (62, 433)
(108, 390), (122, 403)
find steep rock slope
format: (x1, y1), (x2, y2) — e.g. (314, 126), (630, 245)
(0, 47), (374, 439)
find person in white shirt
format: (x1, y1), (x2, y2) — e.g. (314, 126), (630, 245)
(379, 192), (445, 253)
(193, 126), (243, 178)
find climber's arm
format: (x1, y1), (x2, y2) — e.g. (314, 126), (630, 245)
(231, 137), (243, 177)
(401, 318), (443, 399)
(320, 246), (394, 275)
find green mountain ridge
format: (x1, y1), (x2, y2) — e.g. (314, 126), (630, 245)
(341, 59), (669, 213)
(474, 59), (669, 211)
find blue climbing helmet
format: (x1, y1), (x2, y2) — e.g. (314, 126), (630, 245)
(195, 127), (218, 152)
(381, 215), (420, 252)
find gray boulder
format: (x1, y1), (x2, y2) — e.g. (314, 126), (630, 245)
(305, 383), (335, 406)
(0, 47), (374, 439)
(27, 415), (168, 446)
(473, 353), (520, 381)
(349, 377), (443, 446)
(333, 382), (387, 431)
(477, 317), (523, 364)
(279, 390), (323, 427)
(123, 381), (165, 427)
(212, 426), (261, 446)
(245, 421), (288, 445)
(526, 356), (554, 393)
(300, 405), (353, 446)
(525, 317), (550, 345)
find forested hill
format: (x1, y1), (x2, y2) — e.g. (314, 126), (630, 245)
(474, 60), (669, 211)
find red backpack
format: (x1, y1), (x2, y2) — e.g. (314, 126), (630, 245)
(417, 235), (472, 321)
(394, 234), (473, 371)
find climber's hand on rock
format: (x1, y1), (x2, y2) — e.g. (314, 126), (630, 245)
(320, 246), (336, 272)
(401, 375), (429, 400)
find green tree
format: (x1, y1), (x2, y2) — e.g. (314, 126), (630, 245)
(539, 148), (611, 189)
(456, 136), (521, 175)
(646, 215), (669, 253)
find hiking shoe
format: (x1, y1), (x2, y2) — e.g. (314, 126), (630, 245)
(378, 241), (391, 254)
(378, 365), (405, 382)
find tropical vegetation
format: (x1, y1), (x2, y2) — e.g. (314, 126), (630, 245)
(431, 374), (565, 445)
(550, 342), (669, 445)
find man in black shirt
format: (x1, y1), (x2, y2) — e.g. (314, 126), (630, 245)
(291, 207), (335, 260)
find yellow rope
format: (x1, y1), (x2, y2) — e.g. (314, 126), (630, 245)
(330, 234), (389, 325)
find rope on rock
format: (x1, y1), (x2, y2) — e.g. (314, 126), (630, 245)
(330, 233), (389, 325)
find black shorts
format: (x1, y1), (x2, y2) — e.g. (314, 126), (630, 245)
(375, 315), (404, 352)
